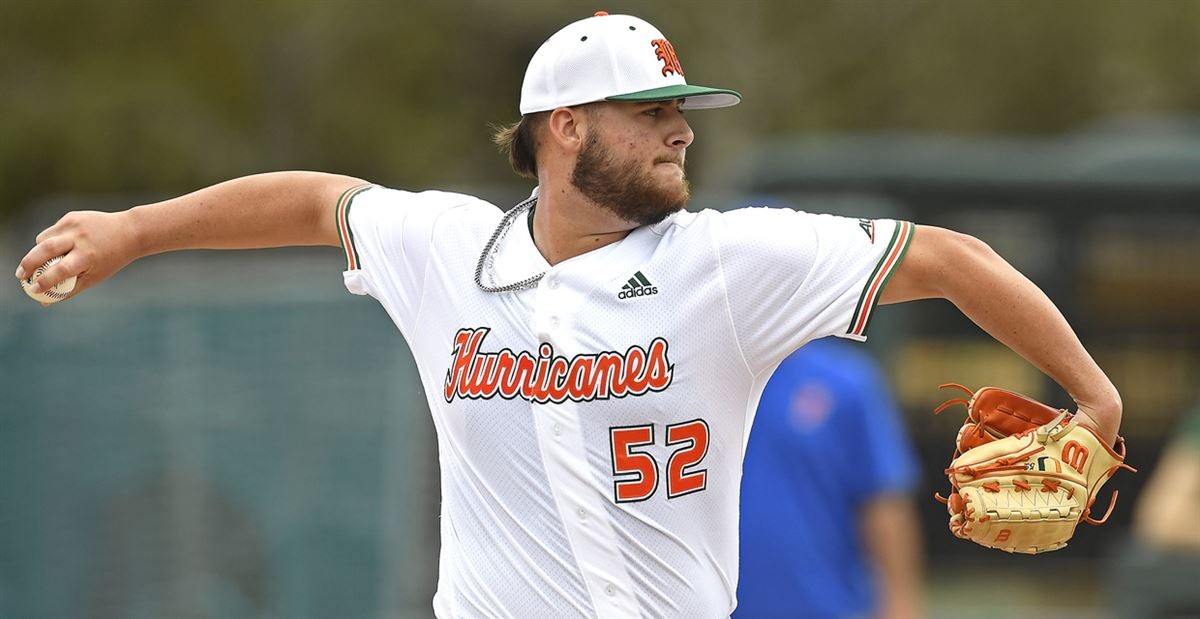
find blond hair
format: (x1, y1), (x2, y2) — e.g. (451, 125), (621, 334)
(492, 112), (547, 179)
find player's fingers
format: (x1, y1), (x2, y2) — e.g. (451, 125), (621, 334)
(29, 253), (86, 295)
(17, 236), (75, 280)
(17, 237), (76, 289)
(34, 208), (94, 243)
(34, 224), (61, 245)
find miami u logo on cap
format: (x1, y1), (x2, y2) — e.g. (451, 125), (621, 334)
(652, 39), (684, 77)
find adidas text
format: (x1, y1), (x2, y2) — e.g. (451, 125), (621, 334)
(618, 286), (659, 300)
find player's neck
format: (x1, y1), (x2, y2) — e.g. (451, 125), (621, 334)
(531, 183), (636, 266)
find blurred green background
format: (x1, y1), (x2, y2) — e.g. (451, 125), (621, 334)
(3, 1), (1200, 617)
(4, 0), (1200, 218)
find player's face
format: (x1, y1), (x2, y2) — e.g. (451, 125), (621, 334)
(570, 100), (694, 226)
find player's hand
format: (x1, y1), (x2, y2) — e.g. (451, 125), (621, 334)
(15, 210), (140, 303)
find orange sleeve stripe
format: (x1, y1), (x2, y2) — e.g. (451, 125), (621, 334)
(336, 184), (373, 271)
(848, 221), (914, 337)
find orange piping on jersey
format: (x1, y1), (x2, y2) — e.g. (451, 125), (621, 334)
(336, 184), (372, 271)
(849, 221), (913, 337)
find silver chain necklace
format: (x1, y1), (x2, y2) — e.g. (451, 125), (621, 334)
(474, 195), (544, 293)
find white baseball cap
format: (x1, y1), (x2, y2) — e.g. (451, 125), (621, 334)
(519, 11), (741, 114)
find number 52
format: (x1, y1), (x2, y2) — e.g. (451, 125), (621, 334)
(609, 419), (710, 503)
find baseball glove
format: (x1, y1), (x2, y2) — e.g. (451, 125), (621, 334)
(933, 384), (1135, 554)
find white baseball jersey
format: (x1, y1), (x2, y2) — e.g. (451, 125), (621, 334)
(336, 185), (914, 618)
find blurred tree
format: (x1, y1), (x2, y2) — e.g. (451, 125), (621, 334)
(2, 0), (1198, 223)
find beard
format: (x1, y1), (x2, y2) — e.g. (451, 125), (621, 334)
(569, 132), (690, 226)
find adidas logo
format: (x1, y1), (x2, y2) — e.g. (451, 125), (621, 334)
(618, 271), (659, 300)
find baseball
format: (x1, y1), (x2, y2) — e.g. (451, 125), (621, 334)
(21, 256), (76, 304)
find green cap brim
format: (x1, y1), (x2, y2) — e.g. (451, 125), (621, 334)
(606, 84), (741, 109)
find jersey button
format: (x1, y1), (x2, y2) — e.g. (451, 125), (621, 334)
(552, 423), (562, 436)
(605, 583), (615, 596)
(548, 278), (560, 289)
(576, 507), (586, 521)
(549, 316), (560, 327)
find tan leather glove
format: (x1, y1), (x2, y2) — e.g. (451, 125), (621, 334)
(934, 384), (1136, 554)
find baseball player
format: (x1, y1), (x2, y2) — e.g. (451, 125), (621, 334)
(16, 12), (1122, 618)
(737, 339), (922, 619)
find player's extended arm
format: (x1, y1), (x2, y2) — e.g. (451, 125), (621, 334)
(14, 171), (366, 300)
(859, 494), (923, 619)
(879, 225), (1122, 444)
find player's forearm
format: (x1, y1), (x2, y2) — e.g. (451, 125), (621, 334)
(883, 227), (1122, 443)
(16, 171), (367, 300)
(128, 171), (363, 256)
(860, 495), (923, 619)
(942, 235), (1121, 442)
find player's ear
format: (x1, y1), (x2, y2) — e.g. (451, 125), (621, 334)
(546, 106), (586, 153)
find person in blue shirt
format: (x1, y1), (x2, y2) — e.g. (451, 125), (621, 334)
(736, 338), (923, 619)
